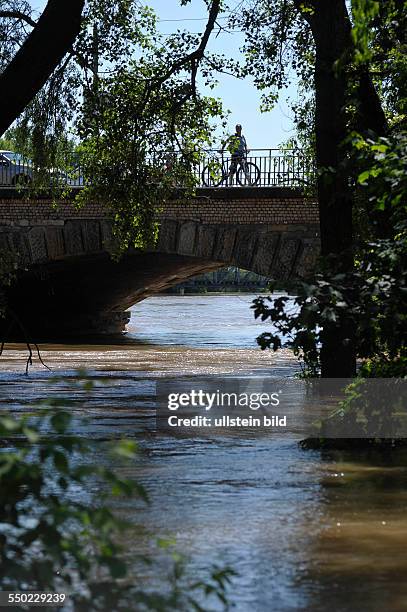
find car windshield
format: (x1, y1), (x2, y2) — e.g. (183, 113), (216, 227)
(1, 151), (26, 163)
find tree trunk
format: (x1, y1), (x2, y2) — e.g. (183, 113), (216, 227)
(300, 0), (357, 377)
(0, 0), (85, 135)
(357, 68), (388, 136)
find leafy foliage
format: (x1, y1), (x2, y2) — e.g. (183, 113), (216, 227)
(0, 378), (236, 609)
(0, 1), (35, 70)
(0, 393), (141, 598)
(253, 131), (407, 377)
(75, 37), (223, 250)
(309, 377), (407, 445)
(228, 0), (315, 148)
(3, 1), (225, 251)
(239, 0), (406, 378)
(351, 0), (407, 127)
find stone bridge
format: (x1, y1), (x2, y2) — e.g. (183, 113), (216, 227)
(0, 187), (320, 339)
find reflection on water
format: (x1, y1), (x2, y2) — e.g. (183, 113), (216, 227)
(1, 295), (407, 611)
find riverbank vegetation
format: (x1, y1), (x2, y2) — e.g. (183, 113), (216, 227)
(0, 378), (235, 609)
(236, 0), (406, 381)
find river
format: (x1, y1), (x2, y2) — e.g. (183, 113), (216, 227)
(1, 295), (407, 612)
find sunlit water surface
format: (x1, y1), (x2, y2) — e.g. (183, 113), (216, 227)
(1, 295), (407, 612)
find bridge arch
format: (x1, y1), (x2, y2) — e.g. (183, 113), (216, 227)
(0, 187), (319, 339)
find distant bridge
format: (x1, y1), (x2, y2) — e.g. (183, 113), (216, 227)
(0, 186), (320, 339)
(166, 267), (271, 293)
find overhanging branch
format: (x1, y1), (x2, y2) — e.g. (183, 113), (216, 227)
(134, 0), (221, 139)
(0, 0), (85, 136)
(155, 0), (220, 89)
(0, 10), (37, 28)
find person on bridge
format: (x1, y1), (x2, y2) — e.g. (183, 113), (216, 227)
(222, 124), (249, 186)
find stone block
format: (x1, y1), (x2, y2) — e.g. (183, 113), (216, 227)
(177, 221), (197, 255)
(9, 231), (31, 267)
(195, 224), (217, 259)
(45, 227), (65, 260)
(99, 220), (114, 250)
(27, 226), (47, 263)
(64, 221), (84, 255)
(271, 238), (301, 280)
(232, 228), (259, 270)
(212, 227), (237, 262)
(0, 233), (11, 255)
(295, 241), (320, 278)
(251, 232), (280, 277)
(82, 220), (102, 252)
(157, 219), (178, 252)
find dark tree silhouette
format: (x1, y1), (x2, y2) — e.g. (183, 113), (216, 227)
(0, 0), (85, 135)
(293, 0), (390, 376)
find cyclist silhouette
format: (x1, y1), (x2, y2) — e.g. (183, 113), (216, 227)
(222, 124), (249, 185)
(201, 125), (260, 187)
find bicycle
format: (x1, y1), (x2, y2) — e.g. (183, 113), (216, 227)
(201, 151), (260, 187)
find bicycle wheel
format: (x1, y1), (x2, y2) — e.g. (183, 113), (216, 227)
(237, 161), (260, 186)
(201, 164), (224, 187)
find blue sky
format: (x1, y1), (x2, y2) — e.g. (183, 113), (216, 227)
(31, 0), (296, 148)
(149, 0), (296, 149)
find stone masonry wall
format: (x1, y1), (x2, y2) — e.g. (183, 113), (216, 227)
(0, 193), (318, 226)
(0, 199), (106, 225)
(161, 197), (318, 225)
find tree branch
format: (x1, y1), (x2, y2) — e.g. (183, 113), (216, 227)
(155, 0), (220, 88)
(0, 10), (37, 28)
(137, 0), (220, 135)
(1, 309), (51, 374)
(293, 0), (388, 136)
(0, 0), (85, 136)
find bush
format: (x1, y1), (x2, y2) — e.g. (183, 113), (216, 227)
(0, 379), (235, 610)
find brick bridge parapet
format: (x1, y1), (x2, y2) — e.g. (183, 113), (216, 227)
(0, 187), (318, 224)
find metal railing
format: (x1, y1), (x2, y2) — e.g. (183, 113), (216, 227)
(0, 149), (314, 190)
(196, 148), (314, 188)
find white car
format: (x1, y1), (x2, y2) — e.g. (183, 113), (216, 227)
(0, 150), (32, 186)
(0, 150), (84, 188)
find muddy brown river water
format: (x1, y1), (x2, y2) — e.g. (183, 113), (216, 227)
(1, 295), (407, 612)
